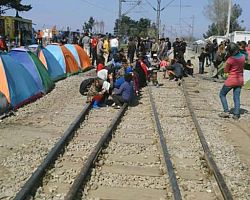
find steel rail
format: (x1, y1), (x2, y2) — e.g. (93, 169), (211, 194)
(148, 87), (182, 200)
(65, 103), (128, 200)
(14, 103), (92, 200)
(182, 81), (233, 200)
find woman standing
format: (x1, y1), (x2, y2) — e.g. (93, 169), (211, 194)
(219, 43), (245, 119)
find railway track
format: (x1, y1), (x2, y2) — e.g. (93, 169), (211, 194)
(151, 74), (234, 199)
(80, 89), (179, 200)
(14, 76), (234, 199)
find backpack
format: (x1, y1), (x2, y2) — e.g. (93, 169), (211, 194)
(79, 78), (95, 95)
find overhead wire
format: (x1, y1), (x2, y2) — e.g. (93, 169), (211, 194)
(79, 0), (114, 13)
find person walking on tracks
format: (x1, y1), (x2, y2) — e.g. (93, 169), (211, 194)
(218, 42), (245, 120)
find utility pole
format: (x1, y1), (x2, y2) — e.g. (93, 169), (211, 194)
(226, 0), (232, 38)
(118, 0), (123, 36)
(179, 0), (182, 36)
(191, 15), (194, 41)
(156, 0), (161, 40)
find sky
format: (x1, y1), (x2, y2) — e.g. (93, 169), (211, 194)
(5, 0), (250, 39)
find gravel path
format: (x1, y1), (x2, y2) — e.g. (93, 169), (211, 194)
(0, 71), (95, 199)
(34, 107), (120, 200)
(83, 89), (170, 200)
(152, 77), (218, 199)
(0, 50), (249, 200)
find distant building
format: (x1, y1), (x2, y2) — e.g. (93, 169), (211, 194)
(0, 16), (32, 46)
(206, 31), (250, 44)
(228, 31), (250, 43)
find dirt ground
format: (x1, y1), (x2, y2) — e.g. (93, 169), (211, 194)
(0, 51), (249, 199)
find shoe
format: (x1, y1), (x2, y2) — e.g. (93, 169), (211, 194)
(111, 103), (116, 107)
(218, 112), (230, 118)
(232, 115), (240, 120)
(114, 105), (121, 109)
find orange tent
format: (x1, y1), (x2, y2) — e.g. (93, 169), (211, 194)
(74, 45), (91, 69)
(60, 46), (79, 74)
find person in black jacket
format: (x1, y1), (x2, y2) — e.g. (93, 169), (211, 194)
(173, 38), (180, 59)
(198, 47), (206, 74)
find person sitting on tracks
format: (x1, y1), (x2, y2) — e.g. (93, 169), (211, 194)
(159, 56), (170, 79)
(114, 59), (132, 89)
(111, 73), (134, 109)
(86, 78), (103, 109)
(166, 59), (184, 86)
(184, 60), (194, 77)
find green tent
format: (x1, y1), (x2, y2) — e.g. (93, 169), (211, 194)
(28, 52), (55, 93)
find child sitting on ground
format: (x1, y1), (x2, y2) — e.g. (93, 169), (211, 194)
(151, 54), (160, 70)
(86, 78), (103, 108)
(87, 78), (111, 108)
(160, 57), (170, 78)
(184, 60), (194, 76)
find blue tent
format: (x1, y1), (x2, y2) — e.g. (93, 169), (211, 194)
(46, 44), (67, 73)
(0, 52), (42, 108)
(9, 48), (44, 93)
(9, 48), (55, 94)
(38, 47), (66, 81)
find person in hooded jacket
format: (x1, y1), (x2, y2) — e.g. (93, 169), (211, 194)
(218, 42), (245, 119)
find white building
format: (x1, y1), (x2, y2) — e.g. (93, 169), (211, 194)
(206, 31), (250, 43)
(228, 31), (250, 43)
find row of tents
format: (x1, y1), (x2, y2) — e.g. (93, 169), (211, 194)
(0, 44), (91, 115)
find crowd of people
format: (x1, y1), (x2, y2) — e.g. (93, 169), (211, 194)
(197, 38), (250, 119)
(80, 33), (249, 120)
(78, 34), (196, 110)
(1, 28), (249, 120)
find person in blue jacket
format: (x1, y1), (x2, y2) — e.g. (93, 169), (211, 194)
(111, 73), (134, 108)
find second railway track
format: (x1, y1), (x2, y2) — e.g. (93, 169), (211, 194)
(14, 75), (235, 200)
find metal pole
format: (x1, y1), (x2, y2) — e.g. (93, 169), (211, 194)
(118, 0), (122, 35)
(156, 0), (161, 40)
(191, 15), (194, 41)
(226, 0), (232, 38)
(179, 0), (182, 36)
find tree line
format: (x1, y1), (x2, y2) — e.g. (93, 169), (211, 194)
(0, 0), (246, 39)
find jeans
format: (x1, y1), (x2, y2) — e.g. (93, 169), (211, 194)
(199, 61), (204, 74)
(219, 85), (241, 116)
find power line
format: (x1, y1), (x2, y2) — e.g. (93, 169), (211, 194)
(79, 0), (114, 13)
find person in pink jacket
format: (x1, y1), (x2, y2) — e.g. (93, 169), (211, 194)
(219, 43), (245, 119)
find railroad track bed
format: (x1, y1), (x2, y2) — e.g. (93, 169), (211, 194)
(182, 77), (250, 199)
(82, 89), (170, 200)
(34, 107), (120, 199)
(1, 68), (249, 199)
(0, 73), (95, 199)
(151, 81), (219, 200)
